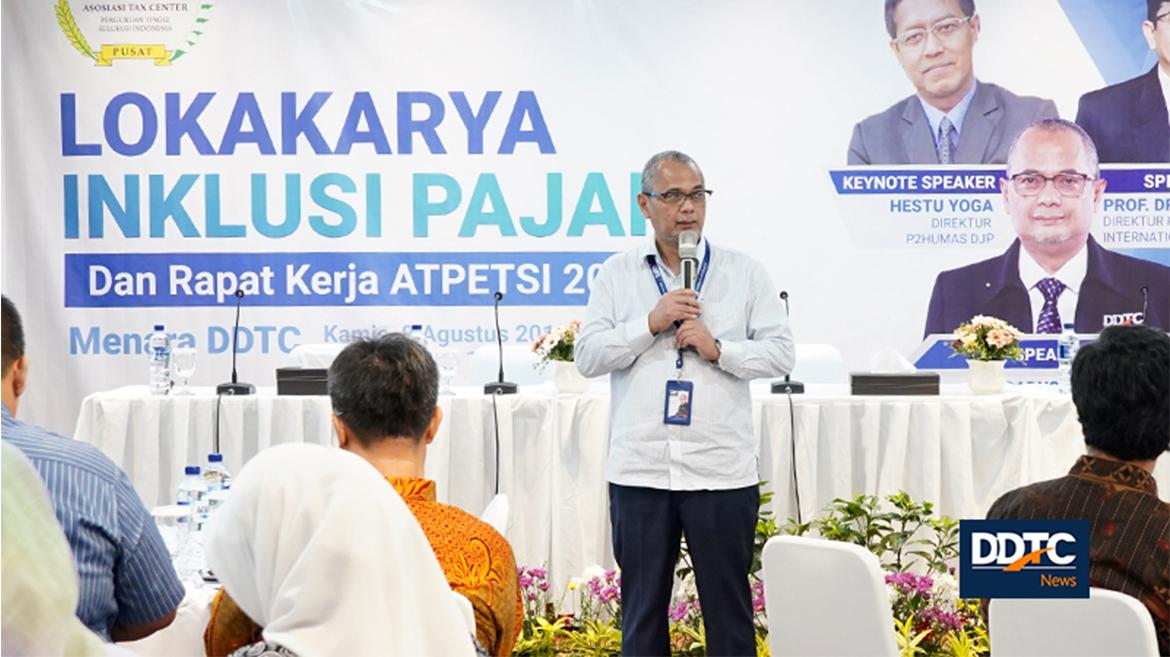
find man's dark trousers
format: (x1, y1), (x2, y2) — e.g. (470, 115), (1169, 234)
(610, 483), (759, 656)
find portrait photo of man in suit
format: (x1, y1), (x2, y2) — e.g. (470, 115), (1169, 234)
(1075, 0), (1170, 163)
(924, 118), (1170, 336)
(849, 0), (1058, 165)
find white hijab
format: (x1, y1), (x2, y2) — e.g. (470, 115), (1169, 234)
(204, 443), (474, 657)
(1, 441), (106, 657)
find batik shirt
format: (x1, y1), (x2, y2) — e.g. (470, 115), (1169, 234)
(206, 476), (521, 656)
(987, 455), (1170, 655)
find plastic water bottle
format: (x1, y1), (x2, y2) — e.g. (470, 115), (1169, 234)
(148, 325), (172, 395)
(203, 453), (231, 492)
(202, 453), (231, 520)
(176, 465), (208, 528)
(1057, 323), (1079, 393)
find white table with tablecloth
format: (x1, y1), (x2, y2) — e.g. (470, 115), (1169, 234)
(74, 384), (1170, 594)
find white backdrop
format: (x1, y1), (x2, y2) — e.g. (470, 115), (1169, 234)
(2, 0), (1164, 434)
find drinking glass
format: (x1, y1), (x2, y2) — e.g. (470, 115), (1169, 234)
(151, 504), (191, 559)
(171, 347), (197, 395)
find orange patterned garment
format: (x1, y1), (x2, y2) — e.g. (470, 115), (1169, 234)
(204, 477), (521, 657)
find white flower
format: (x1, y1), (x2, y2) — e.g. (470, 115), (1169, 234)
(582, 564), (606, 581)
(887, 584), (900, 605)
(932, 572), (959, 609)
(960, 332), (978, 347)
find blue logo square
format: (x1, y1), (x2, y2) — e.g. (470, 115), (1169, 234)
(959, 520), (1089, 599)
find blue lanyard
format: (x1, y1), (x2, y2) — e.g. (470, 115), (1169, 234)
(646, 243), (712, 370)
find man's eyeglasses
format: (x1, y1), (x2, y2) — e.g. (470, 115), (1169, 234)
(893, 15), (975, 50)
(644, 189), (714, 205)
(1007, 172), (1094, 197)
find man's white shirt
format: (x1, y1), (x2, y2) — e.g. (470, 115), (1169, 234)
(1018, 243), (1087, 330)
(575, 237), (794, 490)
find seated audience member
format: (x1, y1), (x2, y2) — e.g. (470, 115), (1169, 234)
(206, 334), (520, 656)
(2, 441), (107, 657)
(0, 295), (183, 641)
(204, 443), (476, 657)
(986, 325), (1170, 654)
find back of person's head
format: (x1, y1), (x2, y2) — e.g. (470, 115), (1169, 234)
(1, 295), (25, 377)
(1071, 325), (1170, 461)
(204, 443), (473, 657)
(327, 333), (438, 445)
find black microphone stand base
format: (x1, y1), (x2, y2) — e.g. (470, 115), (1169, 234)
(216, 382), (256, 395)
(484, 381), (518, 395)
(771, 379), (805, 394)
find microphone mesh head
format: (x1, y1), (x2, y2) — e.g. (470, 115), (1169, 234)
(678, 230), (699, 259)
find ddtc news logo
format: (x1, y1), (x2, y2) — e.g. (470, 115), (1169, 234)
(959, 520), (1089, 599)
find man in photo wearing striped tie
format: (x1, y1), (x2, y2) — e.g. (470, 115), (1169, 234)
(848, 0), (1057, 165)
(923, 118), (1170, 336)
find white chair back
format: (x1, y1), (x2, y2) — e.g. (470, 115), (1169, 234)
(762, 535), (898, 657)
(990, 588), (1159, 656)
(791, 344), (846, 384)
(469, 345), (548, 386)
(480, 494), (509, 535)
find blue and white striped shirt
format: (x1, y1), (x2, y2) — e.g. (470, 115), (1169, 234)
(2, 404), (184, 639)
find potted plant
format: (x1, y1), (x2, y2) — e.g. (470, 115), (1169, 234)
(533, 321), (590, 393)
(949, 316), (1024, 394)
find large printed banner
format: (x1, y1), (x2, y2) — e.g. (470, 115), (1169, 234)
(3, 1), (1168, 433)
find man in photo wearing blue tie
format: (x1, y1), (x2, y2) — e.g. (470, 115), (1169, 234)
(848, 0), (1058, 165)
(923, 118), (1170, 336)
(575, 151), (794, 656)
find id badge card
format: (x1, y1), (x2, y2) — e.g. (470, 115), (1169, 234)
(663, 380), (694, 426)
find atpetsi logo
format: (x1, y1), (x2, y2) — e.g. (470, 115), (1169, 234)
(959, 520), (1089, 599)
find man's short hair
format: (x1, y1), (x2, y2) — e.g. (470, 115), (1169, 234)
(1149, 0), (1169, 23)
(327, 333), (438, 444)
(1, 296), (25, 377)
(640, 150), (703, 194)
(885, 0), (976, 39)
(1071, 325), (1170, 461)
(1006, 117), (1101, 177)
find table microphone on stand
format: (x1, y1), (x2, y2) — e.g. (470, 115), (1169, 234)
(217, 289), (256, 395)
(484, 291), (518, 394)
(771, 290), (804, 394)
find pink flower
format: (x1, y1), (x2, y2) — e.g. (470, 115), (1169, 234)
(669, 601), (689, 623)
(986, 329), (1013, 349)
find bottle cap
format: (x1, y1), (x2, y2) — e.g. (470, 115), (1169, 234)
(154, 324), (165, 331)
(184, 465), (201, 475)
(208, 453), (223, 463)
(1062, 323), (1075, 330)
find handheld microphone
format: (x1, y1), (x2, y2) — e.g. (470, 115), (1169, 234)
(771, 290), (805, 394)
(216, 289), (256, 395)
(484, 291), (518, 395)
(679, 230), (699, 290)
(1140, 286), (1149, 324)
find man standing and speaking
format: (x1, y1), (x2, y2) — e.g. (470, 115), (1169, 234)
(575, 151), (794, 656)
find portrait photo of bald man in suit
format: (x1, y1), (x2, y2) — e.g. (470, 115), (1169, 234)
(849, 0), (1058, 166)
(924, 119), (1170, 337)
